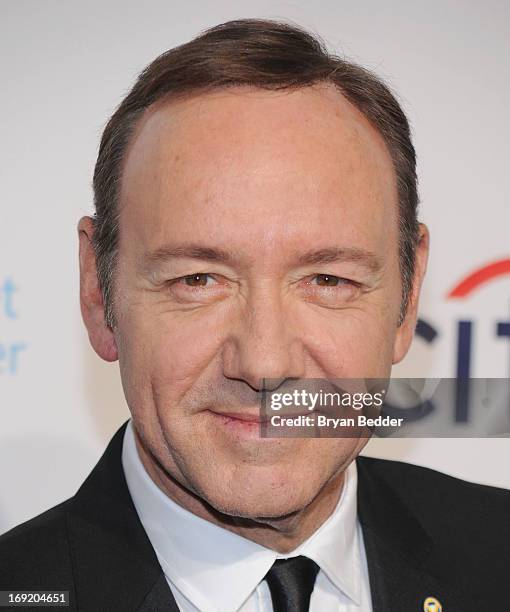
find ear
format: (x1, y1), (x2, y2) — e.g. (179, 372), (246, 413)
(78, 216), (118, 362)
(392, 223), (430, 364)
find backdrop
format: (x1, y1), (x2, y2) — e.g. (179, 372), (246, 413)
(1, 0), (509, 535)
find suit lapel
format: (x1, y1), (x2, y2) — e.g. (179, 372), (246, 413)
(65, 421), (481, 612)
(356, 456), (479, 612)
(65, 420), (179, 612)
(137, 573), (180, 612)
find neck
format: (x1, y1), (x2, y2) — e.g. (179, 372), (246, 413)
(133, 431), (345, 554)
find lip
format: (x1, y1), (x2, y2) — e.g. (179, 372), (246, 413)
(205, 409), (318, 427)
(206, 409), (269, 424)
(204, 409), (312, 442)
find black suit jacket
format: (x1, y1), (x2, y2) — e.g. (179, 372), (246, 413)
(1, 420), (509, 611)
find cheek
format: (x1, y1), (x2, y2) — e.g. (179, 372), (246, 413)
(153, 322), (220, 389)
(118, 305), (230, 402)
(300, 306), (397, 378)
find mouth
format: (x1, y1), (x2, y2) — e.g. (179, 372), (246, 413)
(204, 408), (279, 440)
(204, 407), (320, 440)
(204, 407), (325, 445)
(206, 409), (269, 424)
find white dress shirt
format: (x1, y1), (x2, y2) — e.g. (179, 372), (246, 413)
(122, 419), (373, 612)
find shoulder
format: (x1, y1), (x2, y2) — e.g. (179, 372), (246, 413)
(357, 455), (510, 547)
(357, 457), (510, 607)
(0, 498), (75, 588)
(357, 454), (510, 507)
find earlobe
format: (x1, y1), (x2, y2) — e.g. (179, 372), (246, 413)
(78, 216), (118, 362)
(392, 223), (430, 365)
(392, 320), (415, 365)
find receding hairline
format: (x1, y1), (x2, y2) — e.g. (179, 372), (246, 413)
(117, 81), (398, 211)
(91, 18), (420, 329)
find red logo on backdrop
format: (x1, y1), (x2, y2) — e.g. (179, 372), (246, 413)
(447, 258), (510, 298)
(415, 257), (510, 422)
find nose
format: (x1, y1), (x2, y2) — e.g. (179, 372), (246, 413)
(222, 287), (306, 391)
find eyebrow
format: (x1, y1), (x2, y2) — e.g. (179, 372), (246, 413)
(143, 243), (383, 273)
(296, 247), (383, 273)
(144, 244), (235, 267)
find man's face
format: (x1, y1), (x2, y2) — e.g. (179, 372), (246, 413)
(81, 84), (427, 518)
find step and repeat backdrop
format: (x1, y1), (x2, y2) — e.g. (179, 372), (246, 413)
(1, 0), (509, 534)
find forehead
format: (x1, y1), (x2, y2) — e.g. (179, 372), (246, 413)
(119, 84), (398, 255)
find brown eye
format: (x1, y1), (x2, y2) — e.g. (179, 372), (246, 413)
(314, 274), (344, 286)
(183, 273), (210, 287)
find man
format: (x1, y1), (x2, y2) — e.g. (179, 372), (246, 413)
(0, 18), (508, 612)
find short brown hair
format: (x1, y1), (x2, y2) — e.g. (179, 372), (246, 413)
(92, 18), (420, 328)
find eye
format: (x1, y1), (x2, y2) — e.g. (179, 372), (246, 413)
(301, 274), (361, 307)
(164, 273), (227, 303)
(180, 273), (215, 287)
(309, 274), (353, 287)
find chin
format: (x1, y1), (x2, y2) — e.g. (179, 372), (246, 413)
(201, 471), (318, 520)
(211, 495), (308, 521)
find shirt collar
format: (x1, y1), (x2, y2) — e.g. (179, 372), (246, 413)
(122, 418), (361, 612)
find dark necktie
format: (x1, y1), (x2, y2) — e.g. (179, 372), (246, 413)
(264, 555), (320, 612)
